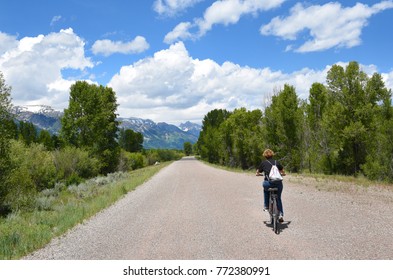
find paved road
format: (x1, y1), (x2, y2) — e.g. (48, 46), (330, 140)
(25, 157), (393, 259)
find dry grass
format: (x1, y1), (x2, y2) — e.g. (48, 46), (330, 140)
(286, 173), (393, 194)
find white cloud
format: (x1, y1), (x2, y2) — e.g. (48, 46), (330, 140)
(0, 28), (93, 109)
(92, 36), (149, 56)
(0, 32), (18, 55)
(153, 0), (204, 17)
(109, 41), (329, 124)
(261, 1), (393, 52)
(1, 28), (392, 125)
(198, 0), (286, 36)
(109, 42), (393, 124)
(164, 0), (286, 43)
(164, 22), (194, 44)
(382, 70), (393, 91)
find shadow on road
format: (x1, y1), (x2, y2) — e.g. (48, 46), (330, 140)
(263, 220), (291, 234)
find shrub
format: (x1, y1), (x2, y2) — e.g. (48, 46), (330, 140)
(5, 141), (57, 211)
(145, 150), (160, 166)
(118, 150), (147, 171)
(9, 141), (57, 191)
(67, 171), (129, 199)
(65, 172), (84, 186)
(145, 149), (184, 164)
(53, 146), (100, 183)
(35, 196), (56, 211)
(128, 152), (146, 170)
(5, 165), (36, 212)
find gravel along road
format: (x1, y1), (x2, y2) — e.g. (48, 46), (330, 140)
(25, 157), (393, 260)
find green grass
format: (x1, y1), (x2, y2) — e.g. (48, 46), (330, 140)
(0, 162), (170, 260)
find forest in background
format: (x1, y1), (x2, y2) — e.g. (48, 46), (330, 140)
(196, 61), (393, 183)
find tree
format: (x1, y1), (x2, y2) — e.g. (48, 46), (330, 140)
(361, 73), (393, 181)
(0, 71), (13, 208)
(61, 81), (120, 174)
(325, 61), (378, 175)
(18, 121), (38, 145)
(38, 129), (54, 150)
(119, 128), (143, 153)
(305, 83), (331, 173)
(263, 84), (303, 172)
(196, 109), (231, 163)
(183, 142), (192, 156)
(218, 108), (264, 169)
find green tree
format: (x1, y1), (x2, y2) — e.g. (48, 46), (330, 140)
(218, 108), (264, 169)
(51, 134), (64, 150)
(183, 142), (192, 156)
(263, 84), (303, 172)
(18, 121), (38, 145)
(119, 128), (143, 153)
(38, 129), (54, 150)
(197, 109), (231, 163)
(305, 83), (332, 173)
(0, 72), (13, 209)
(61, 81), (120, 174)
(361, 73), (393, 181)
(325, 61), (379, 175)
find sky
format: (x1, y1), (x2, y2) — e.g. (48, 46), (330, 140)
(1, 0), (393, 125)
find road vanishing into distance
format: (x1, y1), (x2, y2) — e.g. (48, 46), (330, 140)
(25, 157), (393, 259)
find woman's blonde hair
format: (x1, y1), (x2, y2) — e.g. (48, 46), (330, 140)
(263, 149), (274, 159)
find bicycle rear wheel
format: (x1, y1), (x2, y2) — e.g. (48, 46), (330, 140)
(272, 198), (279, 234)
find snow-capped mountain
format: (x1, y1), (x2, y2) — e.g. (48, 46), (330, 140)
(118, 117), (200, 149)
(12, 106), (201, 149)
(179, 121), (202, 138)
(12, 105), (63, 134)
(13, 105), (63, 117)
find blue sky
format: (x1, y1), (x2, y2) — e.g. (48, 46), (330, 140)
(1, 0), (392, 124)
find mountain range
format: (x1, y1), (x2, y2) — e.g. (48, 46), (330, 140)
(12, 105), (201, 150)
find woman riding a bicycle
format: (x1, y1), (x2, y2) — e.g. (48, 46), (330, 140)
(256, 149), (286, 223)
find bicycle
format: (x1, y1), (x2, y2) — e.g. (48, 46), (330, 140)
(267, 187), (280, 234)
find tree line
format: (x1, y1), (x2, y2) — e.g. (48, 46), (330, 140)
(196, 61), (393, 182)
(0, 76), (183, 213)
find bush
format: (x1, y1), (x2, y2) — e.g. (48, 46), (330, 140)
(65, 172), (84, 186)
(67, 172), (129, 199)
(5, 165), (37, 212)
(361, 156), (390, 182)
(53, 146), (100, 183)
(145, 149), (184, 163)
(9, 141), (57, 190)
(145, 150), (160, 166)
(36, 182), (65, 210)
(5, 141), (57, 211)
(118, 150), (147, 171)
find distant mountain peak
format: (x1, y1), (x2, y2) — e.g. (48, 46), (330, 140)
(179, 121), (202, 137)
(119, 117), (201, 149)
(13, 105), (63, 118)
(12, 107), (201, 149)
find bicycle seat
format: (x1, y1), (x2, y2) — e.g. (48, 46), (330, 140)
(268, 188), (278, 192)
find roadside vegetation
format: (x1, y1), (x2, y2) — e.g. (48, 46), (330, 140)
(195, 61), (393, 183)
(0, 74), (183, 259)
(0, 163), (169, 259)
